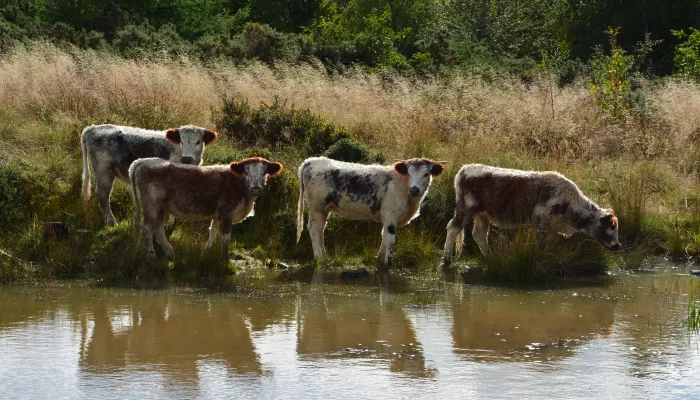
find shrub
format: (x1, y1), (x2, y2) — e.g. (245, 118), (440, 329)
(323, 138), (385, 164)
(213, 96), (352, 155)
(241, 22), (300, 63)
(113, 23), (191, 58)
(0, 162), (52, 230)
(49, 23), (105, 50)
(672, 28), (700, 82)
(589, 28), (634, 118)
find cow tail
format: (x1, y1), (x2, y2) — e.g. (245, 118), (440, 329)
(455, 229), (465, 256)
(129, 160), (142, 230)
(80, 126), (92, 201)
(296, 163), (306, 244)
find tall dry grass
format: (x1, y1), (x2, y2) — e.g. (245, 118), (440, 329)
(1, 43), (698, 166)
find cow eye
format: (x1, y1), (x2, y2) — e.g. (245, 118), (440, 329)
(423, 173), (429, 178)
(196, 140), (201, 145)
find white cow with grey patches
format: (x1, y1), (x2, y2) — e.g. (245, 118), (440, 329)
(442, 164), (621, 265)
(296, 157), (446, 267)
(81, 124), (217, 225)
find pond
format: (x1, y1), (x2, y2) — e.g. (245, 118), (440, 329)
(1, 269), (699, 399)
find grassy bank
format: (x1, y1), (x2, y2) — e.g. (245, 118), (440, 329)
(0, 43), (698, 284)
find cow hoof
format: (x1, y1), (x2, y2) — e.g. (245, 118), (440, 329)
(44, 222), (69, 241)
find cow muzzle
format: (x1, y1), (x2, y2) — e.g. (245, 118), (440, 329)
(181, 156), (194, 165)
(250, 187), (263, 196)
(409, 186), (421, 197)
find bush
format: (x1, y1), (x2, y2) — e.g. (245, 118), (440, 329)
(113, 23), (191, 58)
(672, 28), (700, 82)
(323, 138), (385, 164)
(241, 22), (300, 63)
(0, 162), (52, 230)
(589, 28), (634, 118)
(213, 96), (352, 155)
(50, 23), (105, 50)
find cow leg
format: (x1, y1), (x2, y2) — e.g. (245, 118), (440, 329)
(443, 209), (472, 264)
(472, 213), (491, 256)
(153, 215), (174, 259)
(217, 217), (233, 257)
(206, 219), (220, 249)
(94, 168), (117, 226)
(142, 211), (158, 260)
(307, 210), (327, 259)
(377, 221), (397, 268)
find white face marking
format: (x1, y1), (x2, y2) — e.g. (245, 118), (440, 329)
(406, 164), (433, 197)
(177, 127), (206, 164)
(245, 163), (268, 195)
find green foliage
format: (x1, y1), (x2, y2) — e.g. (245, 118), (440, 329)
(50, 22), (105, 50)
(479, 230), (607, 284)
(213, 96), (352, 155)
(0, 162), (52, 230)
(113, 22), (192, 58)
(589, 28), (634, 118)
(241, 22), (299, 63)
(323, 138), (385, 164)
(672, 28), (700, 82)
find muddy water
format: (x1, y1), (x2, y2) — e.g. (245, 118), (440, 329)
(1, 271), (699, 399)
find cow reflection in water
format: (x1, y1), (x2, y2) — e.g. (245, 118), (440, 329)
(297, 293), (436, 378)
(80, 294), (262, 384)
(450, 291), (616, 362)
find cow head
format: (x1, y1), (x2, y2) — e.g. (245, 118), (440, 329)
(593, 209), (621, 251)
(230, 157), (283, 197)
(165, 125), (218, 165)
(394, 158), (447, 198)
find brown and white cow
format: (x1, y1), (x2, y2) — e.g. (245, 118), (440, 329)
(442, 164), (621, 264)
(129, 157), (283, 259)
(81, 124), (218, 225)
(297, 156), (446, 267)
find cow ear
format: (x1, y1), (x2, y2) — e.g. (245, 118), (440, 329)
(600, 212), (617, 227)
(230, 162), (246, 175)
(266, 162), (283, 177)
(203, 129), (218, 145)
(165, 128), (181, 144)
(430, 161), (447, 177)
(394, 161), (408, 176)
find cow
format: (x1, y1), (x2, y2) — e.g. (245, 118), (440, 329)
(442, 164), (621, 265)
(81, 124), (218, 225)
(296, 157), (447, 267)
(129, 157), (283, 260)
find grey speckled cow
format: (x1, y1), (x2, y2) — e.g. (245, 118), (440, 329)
(296, 156), (446, 268)
(80, 124), (217, 225)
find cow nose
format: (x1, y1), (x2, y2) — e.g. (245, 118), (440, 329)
(181, 156), (194, 165)
(409, 186), (421, 197)
(609, 243), (622, 251)
(250, 187), (263, 196)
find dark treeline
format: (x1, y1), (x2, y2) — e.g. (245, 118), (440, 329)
(2, 0), (700, 78)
